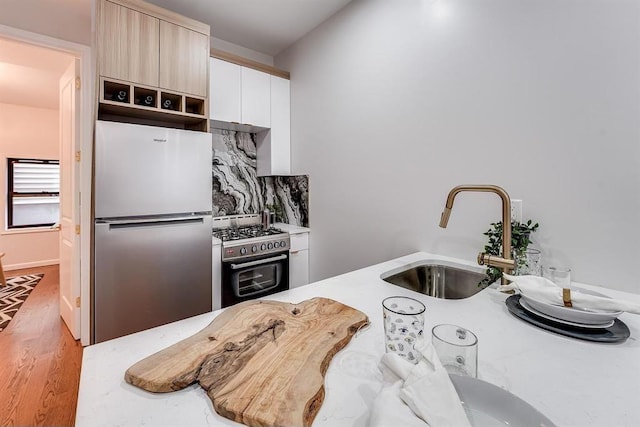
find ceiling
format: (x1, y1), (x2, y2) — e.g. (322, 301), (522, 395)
(0, 0), (353, 109)
(0, 38), (74, 110)
(145, 0), (355, 56)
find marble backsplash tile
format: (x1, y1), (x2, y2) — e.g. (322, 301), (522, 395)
(212, 129), (309, 227)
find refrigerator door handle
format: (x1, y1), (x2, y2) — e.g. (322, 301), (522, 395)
(106, 217), (205, 230)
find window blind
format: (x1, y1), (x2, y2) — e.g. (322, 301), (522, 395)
(12, 161), (60, 194)
(7, 158), (60, 228)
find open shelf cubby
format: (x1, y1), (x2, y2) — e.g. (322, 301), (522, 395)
(103, 80), (131, 104)
(133, 86), (158, 108)
(99, 77), (208, 131)
(160, 92), (182, 112)
(185, 96), (205, 115)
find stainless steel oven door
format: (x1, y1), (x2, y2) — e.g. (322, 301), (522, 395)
(222, 251), (289, 307)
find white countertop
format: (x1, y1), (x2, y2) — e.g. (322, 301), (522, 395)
(273, 222), (310, 234)
(76, 252), (640, 427)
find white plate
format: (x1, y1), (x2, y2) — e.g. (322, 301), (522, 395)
(520, 288), (622, 326)
(450, 374), (556, 427)
(519, 298), (615, 329)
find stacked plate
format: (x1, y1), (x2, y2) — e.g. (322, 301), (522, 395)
(519, 288), (622, 329)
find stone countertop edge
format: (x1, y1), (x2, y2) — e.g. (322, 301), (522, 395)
(75, 251), (640, 427)
(273, 222), (310, 234)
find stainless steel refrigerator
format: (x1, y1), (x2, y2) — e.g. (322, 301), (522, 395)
(93, 121), (212, 343)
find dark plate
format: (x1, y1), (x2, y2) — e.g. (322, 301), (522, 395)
(505, 295), (630, 343)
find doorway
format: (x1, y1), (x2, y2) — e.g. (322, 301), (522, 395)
(0, 25), (92, 345)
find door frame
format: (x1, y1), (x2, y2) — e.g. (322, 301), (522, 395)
(0, 24), (94, 346)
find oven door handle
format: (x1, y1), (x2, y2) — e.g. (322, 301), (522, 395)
(230, 254), (287, 270)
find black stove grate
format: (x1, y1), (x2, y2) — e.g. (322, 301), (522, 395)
(212, 225), (285, 242)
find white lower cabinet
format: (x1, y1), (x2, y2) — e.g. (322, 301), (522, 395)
(289, 249), (309, 289)
(289, 232), (309, 289)
(212, 241), (222, 310)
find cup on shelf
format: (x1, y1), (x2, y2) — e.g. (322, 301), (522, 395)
(431, 324), (478, 377)
(516, 248), (542, 276)
(382, 296), (426, 364)
(112, 89), (128, 103)
(542, 266), (572, 289)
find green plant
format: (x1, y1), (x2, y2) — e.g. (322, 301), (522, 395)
(479, 219), (539, 287)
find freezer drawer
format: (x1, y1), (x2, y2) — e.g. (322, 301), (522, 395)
(94, 121), (212, 218)
(94, 215), (212, 343)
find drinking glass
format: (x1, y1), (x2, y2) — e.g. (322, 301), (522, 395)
(382, 296), (426, 364)
(516, 248), (542, 276)
(431, 324), (478, 377)
(543, 266), (572, 288)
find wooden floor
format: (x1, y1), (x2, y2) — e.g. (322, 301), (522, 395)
(0, 264), (83, 427)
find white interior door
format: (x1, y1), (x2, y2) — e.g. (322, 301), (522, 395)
(59, 59), (80, 339)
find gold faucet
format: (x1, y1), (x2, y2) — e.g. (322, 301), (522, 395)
(439, 185), (515, 286)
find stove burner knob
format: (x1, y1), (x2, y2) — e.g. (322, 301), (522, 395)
(240, 247), (247, 255)
(261, 243), (267, 251)
(273, 241), (280, 248)
(267, 243), (274, 250)
(280, 241), (286, 247)
(252, 245), (258, 253)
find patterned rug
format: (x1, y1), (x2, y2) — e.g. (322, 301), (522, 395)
(0, 274), (44, 332)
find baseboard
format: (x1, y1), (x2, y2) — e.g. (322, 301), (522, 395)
(5, 259), (59, 271)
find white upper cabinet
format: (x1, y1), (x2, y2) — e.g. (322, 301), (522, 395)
(209, 58), (241, 123)
(209, 58), (271, 128)
(241, 67), (271, 128)
(257, 75), (290, 176)
(210, 57), (291, 175)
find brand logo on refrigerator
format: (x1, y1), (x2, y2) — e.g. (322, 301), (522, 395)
(152, 138), (167, 143)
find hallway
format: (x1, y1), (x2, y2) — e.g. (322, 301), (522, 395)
(0, 264), (82, 426)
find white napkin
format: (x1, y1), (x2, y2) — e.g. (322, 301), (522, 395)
(368, 339), (471, 427)
(500, 273), (640, 315)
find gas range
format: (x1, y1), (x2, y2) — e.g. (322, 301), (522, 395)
(213, 224), (290, 261)
(213, 224), (285, 241)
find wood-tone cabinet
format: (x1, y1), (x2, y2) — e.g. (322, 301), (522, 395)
(96, 0), (209, 129)
(98, 0), (159, 87)
(159, 21), (209, 97)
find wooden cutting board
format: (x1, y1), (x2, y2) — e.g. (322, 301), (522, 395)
(125, 297), (369, 427)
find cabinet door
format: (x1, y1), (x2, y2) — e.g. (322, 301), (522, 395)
(98, 0), (159, 86)
(241, 67), (271, 128)
(270, 76), (291, 174)
(159, 21), (209, 96)
(212, 243), (222, 310)
(209, 58), (241, 123)
(289, 249), (309, 289)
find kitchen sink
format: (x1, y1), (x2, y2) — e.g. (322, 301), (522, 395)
(380, 261), (487, 299)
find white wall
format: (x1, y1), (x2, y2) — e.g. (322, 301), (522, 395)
(276, 0), (640, 293)
(0, 0), (92, 45)
(0, 103), (60, 269)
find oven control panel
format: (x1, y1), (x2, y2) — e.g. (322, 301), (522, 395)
(222, 236), (290, 261)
